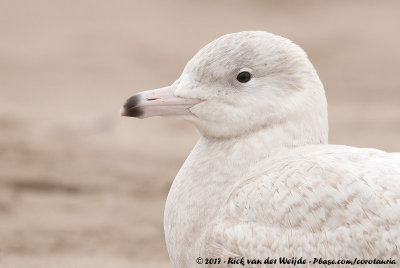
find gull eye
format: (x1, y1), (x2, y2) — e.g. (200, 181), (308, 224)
(236, 71), (251, 83)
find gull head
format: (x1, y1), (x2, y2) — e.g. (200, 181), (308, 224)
(121, 31), (328, 141)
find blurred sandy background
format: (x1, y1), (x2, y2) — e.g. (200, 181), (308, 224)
(0, 0), (399, 267)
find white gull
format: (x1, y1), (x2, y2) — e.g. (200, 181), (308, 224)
(121, 31), (400, 267)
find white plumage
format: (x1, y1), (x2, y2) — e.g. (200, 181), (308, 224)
(122, 31), (400, 267)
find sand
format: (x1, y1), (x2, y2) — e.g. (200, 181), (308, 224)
(0, 0), (399, 267)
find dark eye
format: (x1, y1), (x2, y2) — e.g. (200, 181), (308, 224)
(236, 71), (251, 83)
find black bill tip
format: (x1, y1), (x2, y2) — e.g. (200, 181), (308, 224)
(121, 95), (144, 118)
(121, 106), (144, 117)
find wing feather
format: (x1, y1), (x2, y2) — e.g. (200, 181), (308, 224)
(205, 145), (400, 266)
